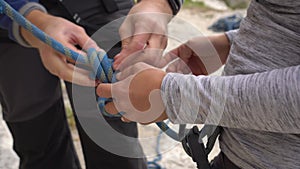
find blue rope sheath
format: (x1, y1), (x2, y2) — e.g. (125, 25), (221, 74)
(0, 0), (180, 141)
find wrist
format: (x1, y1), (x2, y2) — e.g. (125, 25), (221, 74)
(12, 2), (47, 47)
(25, 10), (53, 32)
(21, 10), (53, 48)
(140, 0), (173, 15)
(209, 34), (231, 64)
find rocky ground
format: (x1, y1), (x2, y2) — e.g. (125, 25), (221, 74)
(0, 5), (246, 169)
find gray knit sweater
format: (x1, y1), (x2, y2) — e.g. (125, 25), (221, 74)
(161, 0), (300, 168)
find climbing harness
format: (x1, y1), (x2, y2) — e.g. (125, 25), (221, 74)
(0, 1), (221, 168)
(182, 125), (221, 169)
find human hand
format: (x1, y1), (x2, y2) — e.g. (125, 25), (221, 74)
(113, 0), (173, 70)
(115, 48), (169, 71)
(165, 35), (230, 75)
(21, 10), (100, 86)
(97, 62), (168, 124)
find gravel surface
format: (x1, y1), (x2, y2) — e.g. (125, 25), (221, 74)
(0, 108), (19, 169)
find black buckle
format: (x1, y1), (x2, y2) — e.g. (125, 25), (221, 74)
(181, 126), (221, 169)
(182, 126), (211, 169)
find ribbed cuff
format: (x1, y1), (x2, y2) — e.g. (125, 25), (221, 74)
(12, 2), (47, 47)
(225, 29), (239, 45)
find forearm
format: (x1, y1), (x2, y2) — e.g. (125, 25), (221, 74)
(207, 33), (231, 64)
(135, 0), (172, 14)
(162, 64), (300, 133)
(184, 33), (231, 74)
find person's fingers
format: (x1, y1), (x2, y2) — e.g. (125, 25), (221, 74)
(122, 33), (148, 53)
(96, 83), (112, 98)
(155, 49), (178, 68)
(104, 102), (119, 115)
(147, 34), (163, 49)
(117, 47), (167, 71)
(74, 27), (100, 50)
(113, 38), (130, 69)
(116, 63), (153, 81)
(178, 44), (193, 63)
(118, 19), (133, 45)
(166, 59), (179, 72)
(115, 48), (143, 71)
(140, 112), (168, 125)
(63, 43), (88, 64)
(44, 53), (96, 86)
(114, 34), (150, 70)
(164, 48), (179, 61)
(121, 116), (132, 123)
(65, 63), (97, 86)
(160, 35), (168, 50)
(166, 58), (191, 74)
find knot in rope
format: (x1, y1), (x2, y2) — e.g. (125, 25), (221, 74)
(0, 0), (181, 142)
(86, 48), (122, 117)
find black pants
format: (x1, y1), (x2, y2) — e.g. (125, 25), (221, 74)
(211, 152), (241, 169)
(0, 40), (146, 169)
(0, 41), (80, 169)
(6, 99), (81, 169)
(65, 82), (147, 169)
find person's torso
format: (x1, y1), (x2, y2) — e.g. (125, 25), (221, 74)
(41, 0), (134, 35)
(224, 0), (300, 76)
(221, 0), (300, 168)
(0, 0), (133, 40)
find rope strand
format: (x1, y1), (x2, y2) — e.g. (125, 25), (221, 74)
(0, 0), (182, 142)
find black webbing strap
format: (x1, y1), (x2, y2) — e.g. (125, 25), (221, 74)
(182, 125), (221, 169)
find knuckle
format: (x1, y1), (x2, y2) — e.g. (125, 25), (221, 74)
(57, 70), (66, 79)
(77, 26), (85, 32)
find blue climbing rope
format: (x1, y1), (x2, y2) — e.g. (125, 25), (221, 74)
(147, 129), (164, 169)
(0, 0), (182, 142)
(147, 120), (172, 169)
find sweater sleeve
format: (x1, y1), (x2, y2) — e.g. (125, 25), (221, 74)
(161, 64), (300, 133)
(0, 0), (46, 46)
(225, 29), (238, 45)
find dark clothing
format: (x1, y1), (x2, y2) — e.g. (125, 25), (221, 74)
(73, 116), (147, 169)
(0, 0), (147, 169)
(0, 41), (61, 122)
(0, 32), (80, 169)
(210, 152), (241, 169)
(6, 98), (81, 169)
(58, 0), (146, 168)
(66, 81), (147, 169)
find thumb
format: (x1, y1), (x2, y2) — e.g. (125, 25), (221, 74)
(113, 37), (131, 69)
(97, 83), (112, 98)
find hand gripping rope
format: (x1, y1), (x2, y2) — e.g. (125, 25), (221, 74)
(0, 1), (223, 169)
(0, 0), (182, 141)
